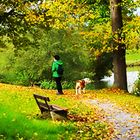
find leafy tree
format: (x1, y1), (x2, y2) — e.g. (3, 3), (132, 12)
(1, 0), (140, 90)
(109, 0), (140, 91)
(110, 0), (127, 90)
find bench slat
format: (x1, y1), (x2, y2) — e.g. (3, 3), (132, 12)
(51, 104), (68, 111)
(33, 94), (50, 101)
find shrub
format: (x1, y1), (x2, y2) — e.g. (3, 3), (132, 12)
(62, 81), (75, 89)
(92, 53), (113, 81)
(132, 75), (140, 96)
(40, 80), (75, 89)
(39, 80), (56, 89)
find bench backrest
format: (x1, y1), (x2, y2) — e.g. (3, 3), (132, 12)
(33, 94), (52, 113)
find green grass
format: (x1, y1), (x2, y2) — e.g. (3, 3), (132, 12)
(126, 49), (140, 71)
(2, 83), (140, 140)
(0, 105), (75, 140)
(126, 49), (140, 64)
(0, 84), (112, 140)
(0, 88), (76, 140)
(127, 66), (140, 71)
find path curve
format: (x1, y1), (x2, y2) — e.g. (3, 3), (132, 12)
(87, 100), (140, 140)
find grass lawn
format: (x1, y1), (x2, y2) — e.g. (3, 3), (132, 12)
(126, 49), (140, 64)
(0, 83), (112, 140)
(0, 83), (140, 140)
(126, 49), (140, 71)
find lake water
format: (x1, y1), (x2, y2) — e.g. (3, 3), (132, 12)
(101, 71), (139, 93)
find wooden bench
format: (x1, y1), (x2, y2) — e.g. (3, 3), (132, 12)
(33, 94), (68, 121)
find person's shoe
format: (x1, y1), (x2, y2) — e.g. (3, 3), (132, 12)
(56, 92), (64, 95)
(60, 92), (64, 94)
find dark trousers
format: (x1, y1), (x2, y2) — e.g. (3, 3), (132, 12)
(54, 77), (63, 93)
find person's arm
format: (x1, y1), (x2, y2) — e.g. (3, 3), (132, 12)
(52, 62), (56, 72)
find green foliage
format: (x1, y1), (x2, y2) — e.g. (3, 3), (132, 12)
(132, 75), (140, 96)
(84, 82), (95, 90)
(0, 41), (112, 87)
(1, 0), (139, 89)
(0, 27), (94, 85)
(40, 80), (75, 89)
(62, 81), (75, 89)
(40, 80), (56, 89)
(0, 46), (50, 86)
(92, 53), (113, 81)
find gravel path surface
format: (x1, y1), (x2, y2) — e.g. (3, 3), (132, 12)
(88, 100), (140, 140)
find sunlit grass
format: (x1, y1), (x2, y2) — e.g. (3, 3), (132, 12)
(1, 83), (139, 139)
(0, 83), (112, 140)
(0, 105), (75, 140)
(127, 66), (140, 71)
(126, 50), (140, 64)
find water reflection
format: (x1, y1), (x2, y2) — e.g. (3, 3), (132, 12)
(100, 71), (139, 92)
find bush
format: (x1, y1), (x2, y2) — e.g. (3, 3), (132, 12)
(39, 80), (56, 89)
(62, 81), (75, 89)
(132, 75), (140, 96)
(39, 80), (75, 89)
(92, 53), (113, 81)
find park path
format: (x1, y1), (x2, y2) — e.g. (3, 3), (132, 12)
(86, 99), (140, 140)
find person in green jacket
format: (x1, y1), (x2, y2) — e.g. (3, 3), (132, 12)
(52, 55), (64, 95)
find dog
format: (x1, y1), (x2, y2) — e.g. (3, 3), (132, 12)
(75, 78), (91, 95)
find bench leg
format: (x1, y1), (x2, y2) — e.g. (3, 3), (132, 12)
(42, 111), (51, 119)
(50, 111), (67, 121)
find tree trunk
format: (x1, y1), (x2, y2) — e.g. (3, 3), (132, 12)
(110, 0), (128, 91)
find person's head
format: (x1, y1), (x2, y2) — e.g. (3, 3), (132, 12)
(53, 55), (60, 60)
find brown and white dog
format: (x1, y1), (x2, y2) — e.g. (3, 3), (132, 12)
(75, 78), (91, 95)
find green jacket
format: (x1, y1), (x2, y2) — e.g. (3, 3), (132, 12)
(52, 60), (63, 78)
